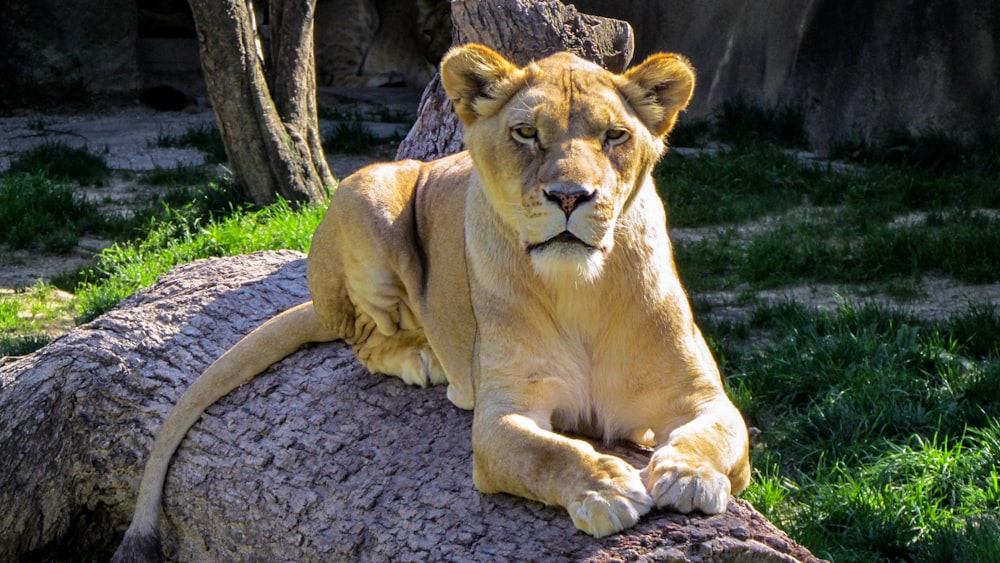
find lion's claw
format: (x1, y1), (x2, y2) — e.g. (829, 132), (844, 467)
(641, 456), (730, 514)
(566, 472), (653, 537)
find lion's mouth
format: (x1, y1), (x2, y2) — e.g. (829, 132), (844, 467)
(526, 231), (596, 254)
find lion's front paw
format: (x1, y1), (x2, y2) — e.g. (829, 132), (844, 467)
(566, 460), (653, 537)
(395, 347), (446, 387)
(641, 452), (731, 514)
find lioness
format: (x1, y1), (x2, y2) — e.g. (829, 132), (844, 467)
(113, 43), (750, 561)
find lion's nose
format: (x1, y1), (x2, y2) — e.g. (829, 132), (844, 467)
(544, 183), (595, 217)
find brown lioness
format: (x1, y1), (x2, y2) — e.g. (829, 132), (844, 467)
(113, 43), (750, 561)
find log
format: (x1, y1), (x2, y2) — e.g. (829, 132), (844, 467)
(396, 0), (635, 160)
(0, 251), (823, 562)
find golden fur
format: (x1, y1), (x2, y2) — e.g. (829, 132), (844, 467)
(113, 44), (750, 561)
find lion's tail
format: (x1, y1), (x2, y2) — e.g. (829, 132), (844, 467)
(111, 301), (337, 563)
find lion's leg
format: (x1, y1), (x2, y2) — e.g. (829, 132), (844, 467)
(636, 325), (751, 516)
(470, 386), (653, 538)
(352, 324), (447, 387)
(640, 399), (750, 514)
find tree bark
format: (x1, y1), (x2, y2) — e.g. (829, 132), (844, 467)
(189, 0), (333, 206)
(0, 251), (823, 562)
(396, 0), (635, 161)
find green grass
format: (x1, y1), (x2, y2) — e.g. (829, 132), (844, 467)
(831, 128), (1000, 176)
(710, 301), (1000, 561)
(318, 105), (413, 124)
(0, 173), (111, 253)
(140, 164), (222, 188)
(0, 167), (244, 256)
(0, 283), (70, 332)
(0, 334), (53, 357)
(0, 162), (247, 355)
(318, 107), (410, 155)
(677, 207), (1000, 292)
(73, 198), (326, 322)
(656, 143), (855, 228)
(131, 168), (248, 225)
(6, 141), (111, 186)
(0, 282), (74, 356)
(659, 139), (1000, 293)
(655, 129), (1000, 559)
(714, 97), (808, 149)
(0, 171), (316, 349)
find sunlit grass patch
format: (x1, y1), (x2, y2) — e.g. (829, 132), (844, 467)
(0, 283), (75, 356)
(73, 199), (327, 322)
(709, 300), (1000, 561)
(760, 428), (1000, 562)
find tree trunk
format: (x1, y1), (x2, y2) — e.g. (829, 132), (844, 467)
(396, 0), (634, 161)
(189, 0), (333, 206)
(0, 251), (823, 562)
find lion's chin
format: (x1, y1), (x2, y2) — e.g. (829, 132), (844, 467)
(528, 235), (607, 284)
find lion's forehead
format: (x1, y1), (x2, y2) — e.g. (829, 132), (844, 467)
(507, 71), (632, 133)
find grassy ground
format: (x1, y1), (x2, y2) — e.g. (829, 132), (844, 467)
(2, 116), (999, 561)
(659, 118), (1000, 561)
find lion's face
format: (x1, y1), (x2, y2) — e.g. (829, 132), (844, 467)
(441, 46), (695, 281)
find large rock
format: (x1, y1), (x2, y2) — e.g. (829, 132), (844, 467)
(575, 0), (999, 148)
(0, 251), (824, 562)
(4, 0), (993, 147)
(0, 0), (141, 98)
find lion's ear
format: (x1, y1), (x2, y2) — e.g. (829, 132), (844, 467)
(441, 43), (521, 125)
(622, 53), (696, 137)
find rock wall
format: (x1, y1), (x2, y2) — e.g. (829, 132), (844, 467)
(575, 0), (999, 148)
(0, 0), (142, 98)
(314, 0), (453, 88)
(4, 0), (995, 148)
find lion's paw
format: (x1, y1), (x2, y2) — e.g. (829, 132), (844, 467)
(420, 348), (448, 385)
(566, 463), (653, 537)
(640, 452), (730, 514)
(397, 347), (446, 387)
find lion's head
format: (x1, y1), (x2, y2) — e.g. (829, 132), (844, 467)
(440, 44), (695, 282)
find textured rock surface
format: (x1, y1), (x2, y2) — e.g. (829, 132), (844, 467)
(574, 0), (1000, 148)
(4, 0), (993, 147)
(1, 0), (141, 95)
(0, 251), (824, 562)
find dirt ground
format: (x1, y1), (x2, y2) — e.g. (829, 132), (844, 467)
(699, 277), (1000, 323)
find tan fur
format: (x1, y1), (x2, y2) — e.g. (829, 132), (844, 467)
(114, 45), (750, 560)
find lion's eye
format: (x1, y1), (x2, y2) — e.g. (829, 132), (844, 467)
(512, 126), (538, 143)
(605, 128), (630, 146)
